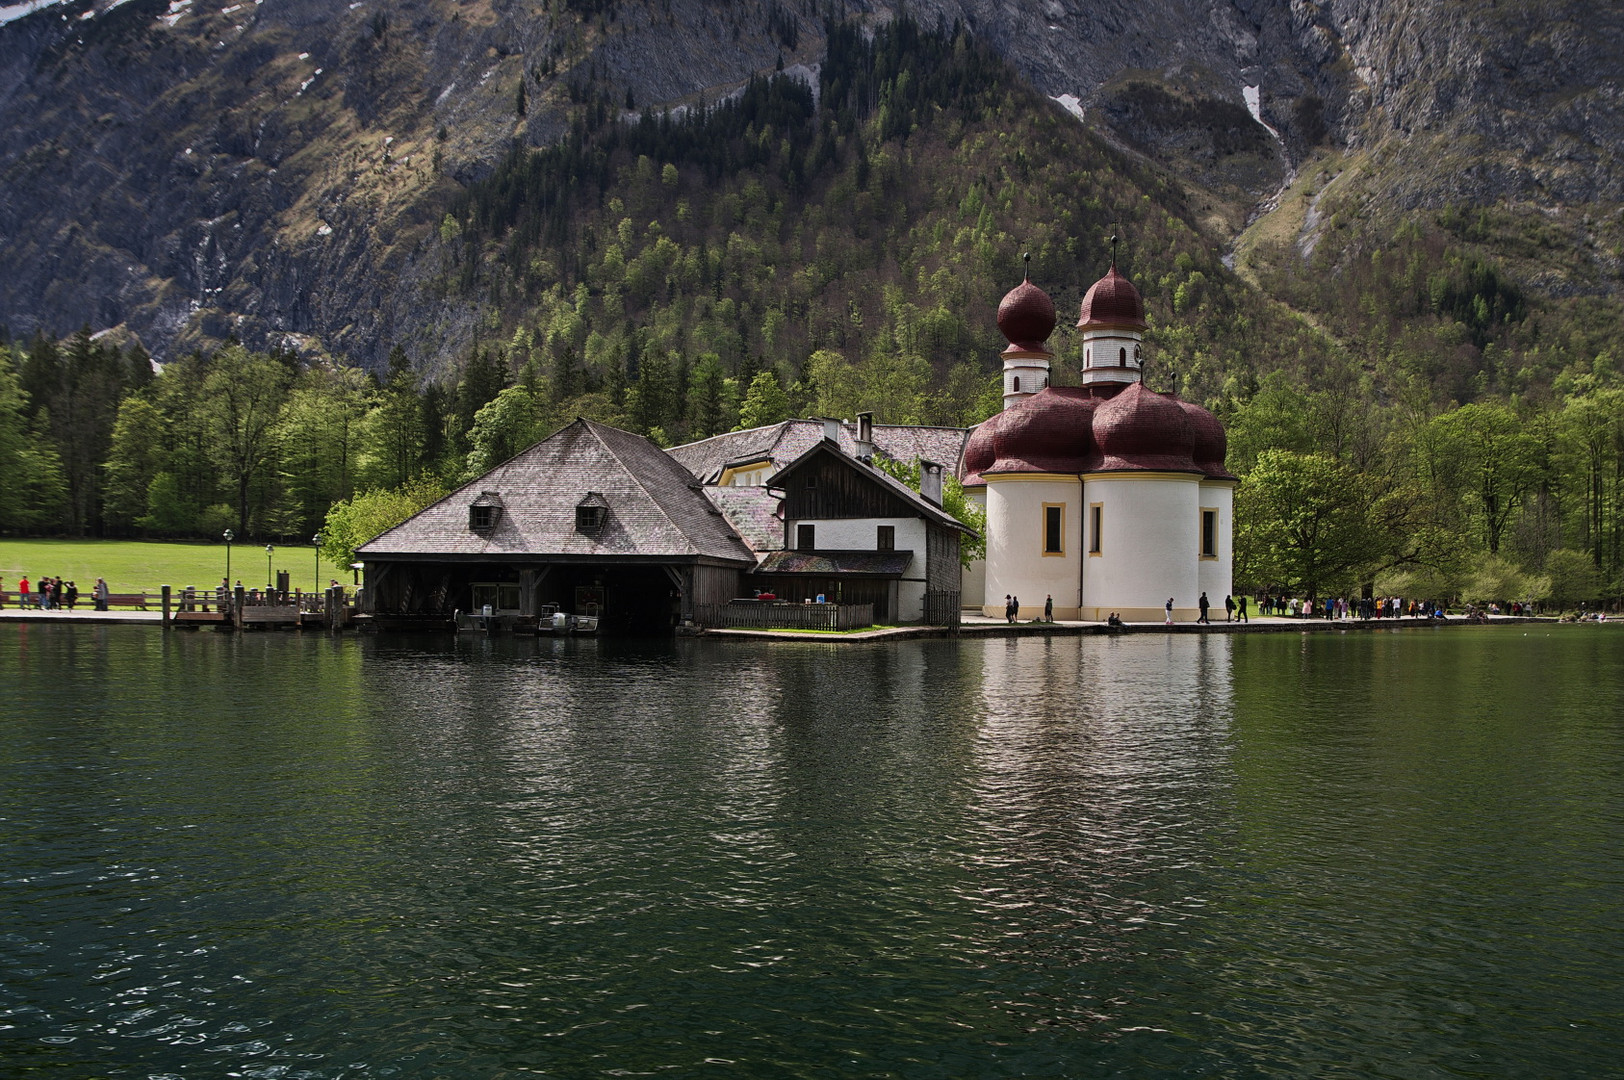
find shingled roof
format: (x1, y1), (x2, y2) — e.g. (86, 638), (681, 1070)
(701, 485), (784, 554)
(359, 419), (756, 564)
(668, 419), (972, 484)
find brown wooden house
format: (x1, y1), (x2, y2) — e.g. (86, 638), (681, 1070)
(752, 439), (974, 623)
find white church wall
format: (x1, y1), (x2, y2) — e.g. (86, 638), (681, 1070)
(960, 487), (987, 609)
(1198, 482), (1236, 614)
(983, 476), (1082, 620)
(1081, 473), (1201, 621)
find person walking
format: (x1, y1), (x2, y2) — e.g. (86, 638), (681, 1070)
(1004, 594), (1015, 623)
(1238, 595), (1249, 622)
(64, 581), (78, 611)
(18, 576), (30, 609)
(1198, 592), (1210, 624)
(1165, 597), (1174, 625)
(1044, 595), (1053, 622)
(1224, 594), (1234, 622)
(94, 577), (110, 611)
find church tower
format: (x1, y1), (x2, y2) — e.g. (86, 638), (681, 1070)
(997, 255), (1056, 409)
(1077, 239), (1147, 388)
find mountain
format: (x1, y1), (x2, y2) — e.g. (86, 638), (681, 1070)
(0, 0), (1620, 381)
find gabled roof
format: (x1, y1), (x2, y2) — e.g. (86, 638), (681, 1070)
(768, 439), (978, 536)
(668, 419), (972, 484)
(359, 419), (756, 564)
(702, 485), (784, 554)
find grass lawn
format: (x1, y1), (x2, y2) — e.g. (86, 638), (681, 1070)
(0, 539), (331, 594)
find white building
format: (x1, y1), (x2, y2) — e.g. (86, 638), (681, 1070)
(961, 260), (1236, 622)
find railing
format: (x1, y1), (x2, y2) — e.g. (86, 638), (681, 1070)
(923, 590), (961, 629)
(698, 600), (875, 631)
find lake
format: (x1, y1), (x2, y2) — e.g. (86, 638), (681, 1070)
(2, 624), (1620, 1078)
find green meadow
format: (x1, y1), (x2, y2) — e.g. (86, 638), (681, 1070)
(0, 540), (329, 594)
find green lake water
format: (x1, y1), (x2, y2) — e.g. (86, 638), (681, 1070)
(2, 624), (1620, 1078)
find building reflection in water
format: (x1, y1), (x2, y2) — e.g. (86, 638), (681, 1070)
(963, 634), (1237, 1033)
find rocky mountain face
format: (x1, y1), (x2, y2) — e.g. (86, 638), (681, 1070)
(0, 0), (1619, 367)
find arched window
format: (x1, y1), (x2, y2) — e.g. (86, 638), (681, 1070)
(1085, 348), (1091, 367)
(1013, 376), (1021, 392)
(1118, 347), (1126, 367)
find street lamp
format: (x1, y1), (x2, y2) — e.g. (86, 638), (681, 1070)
(223, 529), (234, 587)
(312, 533), (322, 593)
(266, 544), (275, 597)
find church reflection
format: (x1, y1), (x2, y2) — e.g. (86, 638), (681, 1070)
(962, 635), (1238, 1032)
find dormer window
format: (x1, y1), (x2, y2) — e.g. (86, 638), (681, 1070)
(469, 491), (503, 532)
(575, 492), (609, 534)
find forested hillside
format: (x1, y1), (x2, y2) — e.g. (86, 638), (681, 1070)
(1, 15), (1621, 610)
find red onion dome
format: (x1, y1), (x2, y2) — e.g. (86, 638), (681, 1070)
(1077, 264), (1147, 331)
(961, 417), (999, 487)
(986, 387), (1097, 476)
(1088, 383), (1198, 473)
(1179, 399), (1236, 480)
(997, 278), (1057, 354)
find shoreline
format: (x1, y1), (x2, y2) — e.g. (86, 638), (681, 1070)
(0, 607), (1576, 639)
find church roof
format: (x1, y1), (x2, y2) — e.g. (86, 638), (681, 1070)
(997, 277), (1056, 355)
(359, 418), (756, 564)
(1077, 262), (1147, 331)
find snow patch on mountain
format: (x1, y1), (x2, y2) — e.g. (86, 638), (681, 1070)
(0, 0), (65, 27)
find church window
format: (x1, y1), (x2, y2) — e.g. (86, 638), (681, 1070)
(1013, 376), (1021, 392)
(1085, 348), (1091, 367)
(1119, 347), (1127, 367)
(1042, 504), (1065, 556)
(1089, 503), (1103, 555)
(1134, 344), (1143, 365)
(1200, 509), (1218, 559)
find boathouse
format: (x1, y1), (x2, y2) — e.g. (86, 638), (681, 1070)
(357, 419), (757, 633)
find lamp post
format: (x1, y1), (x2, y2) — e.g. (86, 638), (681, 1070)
(266, 544), (275, 597)
(224, 529), (234, 587)
(312, 533), (322, 594)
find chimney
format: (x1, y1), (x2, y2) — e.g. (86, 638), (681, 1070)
(856, 412), (874, 461)
(920, 460), (943, 506)
(822, 417), (841, 443)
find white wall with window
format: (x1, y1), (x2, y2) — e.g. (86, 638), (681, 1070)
(1197, 482), (1235, 610)
(983, 475), (1081, 620)
(1080, 473), (1200, 621)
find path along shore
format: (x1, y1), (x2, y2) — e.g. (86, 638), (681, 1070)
(0, 606), (1574, 639)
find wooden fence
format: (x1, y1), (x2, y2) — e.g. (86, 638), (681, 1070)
(699, 601), (875, 631)
(923, 590), (961, 629)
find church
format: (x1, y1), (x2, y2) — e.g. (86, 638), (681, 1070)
(959, 257), (1236, 622)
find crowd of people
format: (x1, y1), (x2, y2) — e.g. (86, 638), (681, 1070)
(1, 576), (113, 611)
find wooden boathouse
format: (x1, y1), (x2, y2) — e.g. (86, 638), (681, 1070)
(357, 419), (758, 635)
